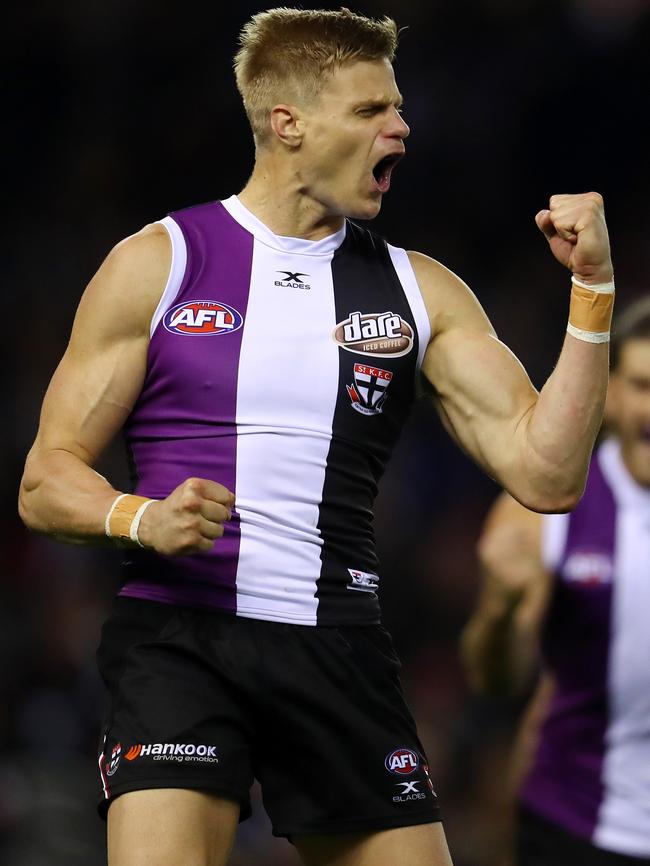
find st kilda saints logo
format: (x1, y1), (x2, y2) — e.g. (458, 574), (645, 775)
(105, 742), (122, 777)
(163, 300), (243, 336)
(385, 747), (420, 775)
(347, 364), (393, 416)
(333, 310), (414, 357)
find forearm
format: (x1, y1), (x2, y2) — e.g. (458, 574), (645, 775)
(519, 333), (608, 510)
(461, 599), (532, 696)
(19, 448), (123, 544)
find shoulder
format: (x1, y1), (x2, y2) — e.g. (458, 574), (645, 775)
(74, 222), (171, 340)
(406, 250), (493, 339)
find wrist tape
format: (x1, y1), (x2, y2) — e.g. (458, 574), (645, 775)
(105, 494), (155, 547)
(567, 276), (615, 344)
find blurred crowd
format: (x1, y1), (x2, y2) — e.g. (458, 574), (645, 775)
(3, 0), (649, 863)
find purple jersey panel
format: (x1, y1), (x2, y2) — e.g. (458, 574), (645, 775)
(520, 449), (616, 840)
(120, 202), (253, 612)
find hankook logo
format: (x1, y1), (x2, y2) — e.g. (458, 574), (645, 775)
(333, 311), (414, 357)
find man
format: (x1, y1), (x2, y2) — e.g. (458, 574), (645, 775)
(18, 8), (614, 866)
(461, 298), (650, 866)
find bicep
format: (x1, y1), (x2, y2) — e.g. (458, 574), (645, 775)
(410, 252), (538, 489)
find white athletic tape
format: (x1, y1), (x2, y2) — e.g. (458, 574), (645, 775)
(571, 276), (615, 294)
(129, 499), (156, 547)
(566, 323), (611, 344)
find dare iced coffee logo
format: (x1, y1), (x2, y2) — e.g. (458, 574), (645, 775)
(333, 311), (413, 357)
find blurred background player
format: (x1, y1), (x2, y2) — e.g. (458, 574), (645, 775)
(462, 297), (650, 866)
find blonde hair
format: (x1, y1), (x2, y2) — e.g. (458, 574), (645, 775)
(234, 7), (399, 147)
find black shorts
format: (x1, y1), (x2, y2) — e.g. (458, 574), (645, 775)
(96, 597), (440, 838)
(517, 807), (650, 866)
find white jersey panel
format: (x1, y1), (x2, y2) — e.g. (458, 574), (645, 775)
(541, 511), (570, 572)
(594, 441), (650, 857)
(150, 217), (187, 337)
(233, 239), (339, 624)
(386, 245), (431, 371)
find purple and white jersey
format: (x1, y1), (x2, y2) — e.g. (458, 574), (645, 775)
(519, 438), (650, 858)
(119, 196), (430, 626)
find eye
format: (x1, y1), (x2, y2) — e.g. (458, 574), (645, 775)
(356, 106), (381, 117)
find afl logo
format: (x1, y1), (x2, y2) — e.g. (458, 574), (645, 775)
(385, 748), (419, 775)
(333, 311), (413, 357)
(163, 300), (243, 336)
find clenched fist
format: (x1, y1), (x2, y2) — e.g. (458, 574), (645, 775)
(137, 477), (235, 556)
(535, 192), (613, 286)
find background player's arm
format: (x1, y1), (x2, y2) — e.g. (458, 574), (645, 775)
(412, 192), (612, 512)
(18, 225), (234, 555)
(460, 493), (551, 696)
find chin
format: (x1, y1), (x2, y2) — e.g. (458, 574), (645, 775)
(344, 196), (383, 221)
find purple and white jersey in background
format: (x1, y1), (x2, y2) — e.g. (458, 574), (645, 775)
(520, 438), (650, 858)
(119, 196), (430, 625)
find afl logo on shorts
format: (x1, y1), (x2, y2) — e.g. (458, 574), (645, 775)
(333, 311), (413, 358)
(163, 300), (243, 336)
(385, 748), (419, 775)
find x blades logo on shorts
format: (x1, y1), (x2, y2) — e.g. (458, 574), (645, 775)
(163, 300), (243, 336)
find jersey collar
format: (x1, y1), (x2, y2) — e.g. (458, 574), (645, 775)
(221, 195), (347, 256)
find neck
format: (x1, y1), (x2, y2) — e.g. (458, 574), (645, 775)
(238, 151), (344, 241)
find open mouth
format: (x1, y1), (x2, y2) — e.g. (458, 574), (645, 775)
(371, 152), (403, 193)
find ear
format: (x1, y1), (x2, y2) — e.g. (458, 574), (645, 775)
(270, 104), (304, 148)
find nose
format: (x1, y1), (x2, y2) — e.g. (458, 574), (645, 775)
(391, 107), (410, 141)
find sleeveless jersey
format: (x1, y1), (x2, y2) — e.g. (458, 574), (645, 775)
(519, 438), (650, 858)
(119, 195), (430, 626)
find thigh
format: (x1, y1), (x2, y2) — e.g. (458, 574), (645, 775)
(108, 788), (239, 866)
(294, 821), (454, 866)
(255, 622), (440, 837)
(96, 597), (254, 820)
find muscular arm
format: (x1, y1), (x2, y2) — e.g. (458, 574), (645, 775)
(413, 193), (612, 512)
(18, 224), (169, 542)
(19, 225), (234, 554)
(460, 493), (551, 696)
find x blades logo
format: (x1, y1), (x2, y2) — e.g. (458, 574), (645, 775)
(275, 270), (311, 290)
(392, 779), (427, 803)
(396, 781), (420, 794)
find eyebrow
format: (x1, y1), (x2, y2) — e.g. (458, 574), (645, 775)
(354, 95), (404, 110)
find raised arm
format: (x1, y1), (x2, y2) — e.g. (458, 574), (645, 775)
(18, 224), (234, 555)
(413, 192), (612, 512)
(460, 493), (551, 696)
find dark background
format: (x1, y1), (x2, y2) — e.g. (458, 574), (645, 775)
(2, 1), (649, 863)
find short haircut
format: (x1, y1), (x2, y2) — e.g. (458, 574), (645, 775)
(610, 295), (650, 370)
(234, 7), (399, 147)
